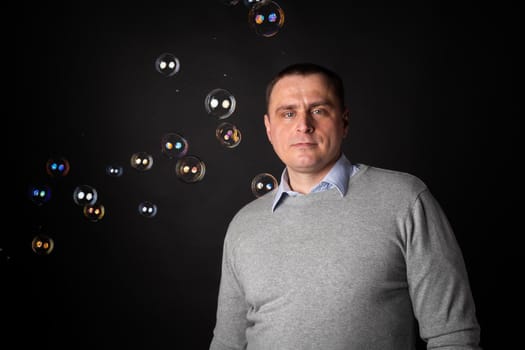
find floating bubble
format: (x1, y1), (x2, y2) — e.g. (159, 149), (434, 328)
(175, 155), (206, 183)
(161, 133), (189, 159)
(130, 152), (154, 171)
(31, 234), (54, 256)
(138, 201), (158, 218)
(46, 156), (70, 177)
(28, 184), (52, 206)
(248, 0), (285, 37)
(106, 164), (124, 177)
(216, 122), (242, 148)
(155, 53), (180, 77)
(72, 185), (98, 206)
(205, 88), (236, 120)
(251, 173), (278, 197)
(83, 203), (105, 222)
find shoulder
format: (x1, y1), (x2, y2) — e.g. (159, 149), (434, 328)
(354, 164), (428, 198)
(224, 190), (275, 243)
(235, 190), (275, 218)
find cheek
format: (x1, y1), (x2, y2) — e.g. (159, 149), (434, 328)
(270, 129), (288, 149)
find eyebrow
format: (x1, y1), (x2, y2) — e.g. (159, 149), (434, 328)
(309, 100), (335, 109)
(273, 100), (335, 113)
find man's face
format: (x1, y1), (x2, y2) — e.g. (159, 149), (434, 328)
(264, 73), (348, 178)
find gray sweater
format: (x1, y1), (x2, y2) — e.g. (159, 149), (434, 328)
(210, 165), (481, 349)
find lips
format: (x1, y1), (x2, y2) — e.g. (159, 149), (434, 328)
(291, 142), (317, 147)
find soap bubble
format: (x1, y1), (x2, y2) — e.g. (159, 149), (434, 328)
(251, 173), (277, 197)
(155, 53), (180, 77)
(248, 0), (285, 37)
(205, 88), (236, 120)
(175, 155), (206, 183)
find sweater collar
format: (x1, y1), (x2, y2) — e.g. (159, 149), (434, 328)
(271, 154), (353, 212)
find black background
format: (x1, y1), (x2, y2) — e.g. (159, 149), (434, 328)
(7, 0), (502, 348)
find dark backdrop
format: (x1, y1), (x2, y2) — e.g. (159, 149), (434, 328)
(8, 1), (494, 348)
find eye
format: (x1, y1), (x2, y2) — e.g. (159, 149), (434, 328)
(311, 108), (325, 115)
(283, 111), (295, 118)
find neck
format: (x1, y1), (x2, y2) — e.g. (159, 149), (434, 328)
(286, 153), (342, 194)
(287, 168), (330, 194)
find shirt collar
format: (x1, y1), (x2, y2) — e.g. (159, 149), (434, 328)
(271, 154), (353, 212)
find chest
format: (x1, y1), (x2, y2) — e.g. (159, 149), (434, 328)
(235, 214), (407, 307)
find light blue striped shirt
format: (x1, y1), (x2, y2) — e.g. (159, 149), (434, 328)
(272, 154), (359, 212)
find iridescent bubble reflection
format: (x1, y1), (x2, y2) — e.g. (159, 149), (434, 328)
(216, 122), (242, 148)
(73, 185), (98, 206)
(175, 155), (206, 183)
(46, 156), (70, 177)
(161, 132), (189, 159)
(28, 184), (52, 206)
(83, 203), (105, 222)
(130, 152), (154, 171)
(205, 88), (236, 119)
(31, 234), (54, 256)
(106, 164), (124, 177)
(251, 173), (278, 197)
(138, 201), (158, 218)
(155, 53), (181, 77)
(248, 0), (285, 37)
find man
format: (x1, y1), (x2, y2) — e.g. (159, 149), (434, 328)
(209, 62), (481, 349)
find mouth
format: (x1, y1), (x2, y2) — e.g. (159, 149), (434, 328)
(291, 142), (317, 148)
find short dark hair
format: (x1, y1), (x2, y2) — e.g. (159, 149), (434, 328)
(265, 62), (345, 110)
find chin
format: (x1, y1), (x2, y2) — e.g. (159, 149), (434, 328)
(290, 159), (321, 170)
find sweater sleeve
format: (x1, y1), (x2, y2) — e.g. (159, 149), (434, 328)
(405, 189), (481, 349)
(209, 232), (249, 350)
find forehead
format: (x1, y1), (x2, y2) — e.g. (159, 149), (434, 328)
(269, 74), (335, 104)
(273, 73), (329, 92)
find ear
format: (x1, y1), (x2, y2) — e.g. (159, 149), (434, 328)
(342, 108), (350, 138)
(264, 114), (272, 143)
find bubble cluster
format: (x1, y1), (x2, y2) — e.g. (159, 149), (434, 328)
(22, 8), (293, 264)
(25, 18), (288, 238)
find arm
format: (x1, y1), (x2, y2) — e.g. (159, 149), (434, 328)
(209, 234), (249, 350)
(405, 189), (481, 349)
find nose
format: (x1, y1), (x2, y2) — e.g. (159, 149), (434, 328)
(296, 113), (314, 133)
